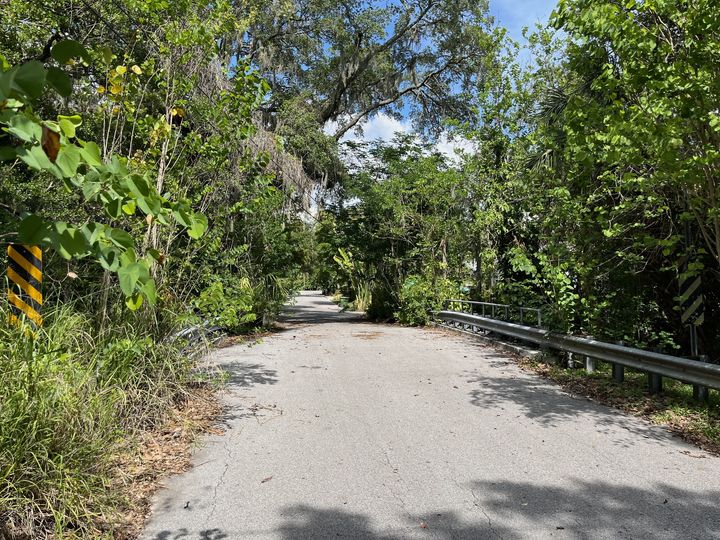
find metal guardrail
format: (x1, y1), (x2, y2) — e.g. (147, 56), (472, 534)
(445, 299), (542, 327)
(436, 310), (720, 391)
(168, 319), (225, 357)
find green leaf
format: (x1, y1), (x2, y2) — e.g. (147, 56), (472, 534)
(98, 248), (120, 271)
(81, 222), (104, 245)
(51, 40), (91, 64)
(187, 212), (208, 239)
(46, 67), (73, 97)
(125, 293), (144, 310)
(141, 278), (157, 305)
(82, 181), (101, 200)
(105, 197), (123, 219)
(148, 248), (165, 262)
(17, 145), (60, 176)
(18, 214), (51, 244)
(173, 207), (191, 227)
(56, 144), (82, 176)
(106, 227), (134, 249)
(122, 199), (137, 215)
(100, 46), (114, 65)
(10, 61), (46, 100)
(53, 222), (90, 259)
(6, 113), (42, 143)
(58, 115), (81, 138)
(79, 141), (103, 167)
(118, 262), (144, 296)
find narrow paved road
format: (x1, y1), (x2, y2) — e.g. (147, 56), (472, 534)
(142, 292), (720, 539)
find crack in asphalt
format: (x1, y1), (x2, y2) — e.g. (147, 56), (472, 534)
(469, 487), (503, 540)
(205, 443), (232, 526)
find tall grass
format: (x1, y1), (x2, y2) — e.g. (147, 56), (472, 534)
(0, 303), (193, 538)
(353, 280), (372, 312)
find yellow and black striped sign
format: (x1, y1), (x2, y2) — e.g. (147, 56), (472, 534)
(7, 244), (42, 326)
(679, 273), (703, 327)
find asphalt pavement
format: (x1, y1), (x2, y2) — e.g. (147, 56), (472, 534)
(142, 291), (720, 539)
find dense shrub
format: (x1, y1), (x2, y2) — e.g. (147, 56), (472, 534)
(395, 275), (461, 326)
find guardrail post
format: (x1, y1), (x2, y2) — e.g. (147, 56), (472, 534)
(648, 373), (663, 394)
(611, 341), (624, 382)
(583, 335), (596, 373)
(585, 356), (596, 373)
(612, 363), (624, 382)
(647, 347), (663, 394)
(693, 355), (709, 402)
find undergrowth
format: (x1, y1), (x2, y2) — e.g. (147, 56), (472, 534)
(0, 303), (200, 539)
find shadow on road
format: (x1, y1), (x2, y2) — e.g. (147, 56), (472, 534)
(147, 479), (720, 539)
(463, 362), (680, 449)
(276, 479), (720, 539)
(223, 361), (278, 387)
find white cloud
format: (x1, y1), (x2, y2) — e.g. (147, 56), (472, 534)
(324, 113), (409, 143)
(326, 112), (474, 164)
(436, 132), (475, 163)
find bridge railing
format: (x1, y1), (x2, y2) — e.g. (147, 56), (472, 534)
(445, 299), (542, 328)
(435, 308), (719, 395)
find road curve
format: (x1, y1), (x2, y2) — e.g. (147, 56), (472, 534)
(142, 291), (720, 539)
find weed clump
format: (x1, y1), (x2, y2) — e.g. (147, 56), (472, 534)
(0, 304), (201, 538)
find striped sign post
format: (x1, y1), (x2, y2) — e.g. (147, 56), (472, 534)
(6, 244), (43, 326)
(679, 272), (706, 400)
(679, 274), (704, 327)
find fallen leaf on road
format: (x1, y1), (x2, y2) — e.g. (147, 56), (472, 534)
(420, 522), (428, 529)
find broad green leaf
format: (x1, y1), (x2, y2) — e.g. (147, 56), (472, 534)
(17, 145), (60, 177)
(56, 144), (82, 176)
(51, 40), (91, 64)
(18, 214), (51, 244)
(82, 181), (102, 200)
(141, 278), (157, 305)
(122, 199), (137, 215)
(58, 115), (81, 138)
(101, 46), (114, 65)
(105, 197), (123, 219)
(106, 227), (134, 249)
(46, 67), (73, 97)
(98, 248), (120, 271)
(173, 207), (191, 227)
(125, 293), (143, 310)
(187, 212), (208, 239)
(11, 61), (46, 100)
(118, 262), (144, 296)
(79, 141), (103, 167)
(6, 113), (42, 143)
(53, 222), (90, 258)
(81, 222), (104, 245)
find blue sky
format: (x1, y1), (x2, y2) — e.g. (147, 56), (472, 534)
(489, 0), (558, 42)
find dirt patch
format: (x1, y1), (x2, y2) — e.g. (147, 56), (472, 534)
(351, 331), (383, 340)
